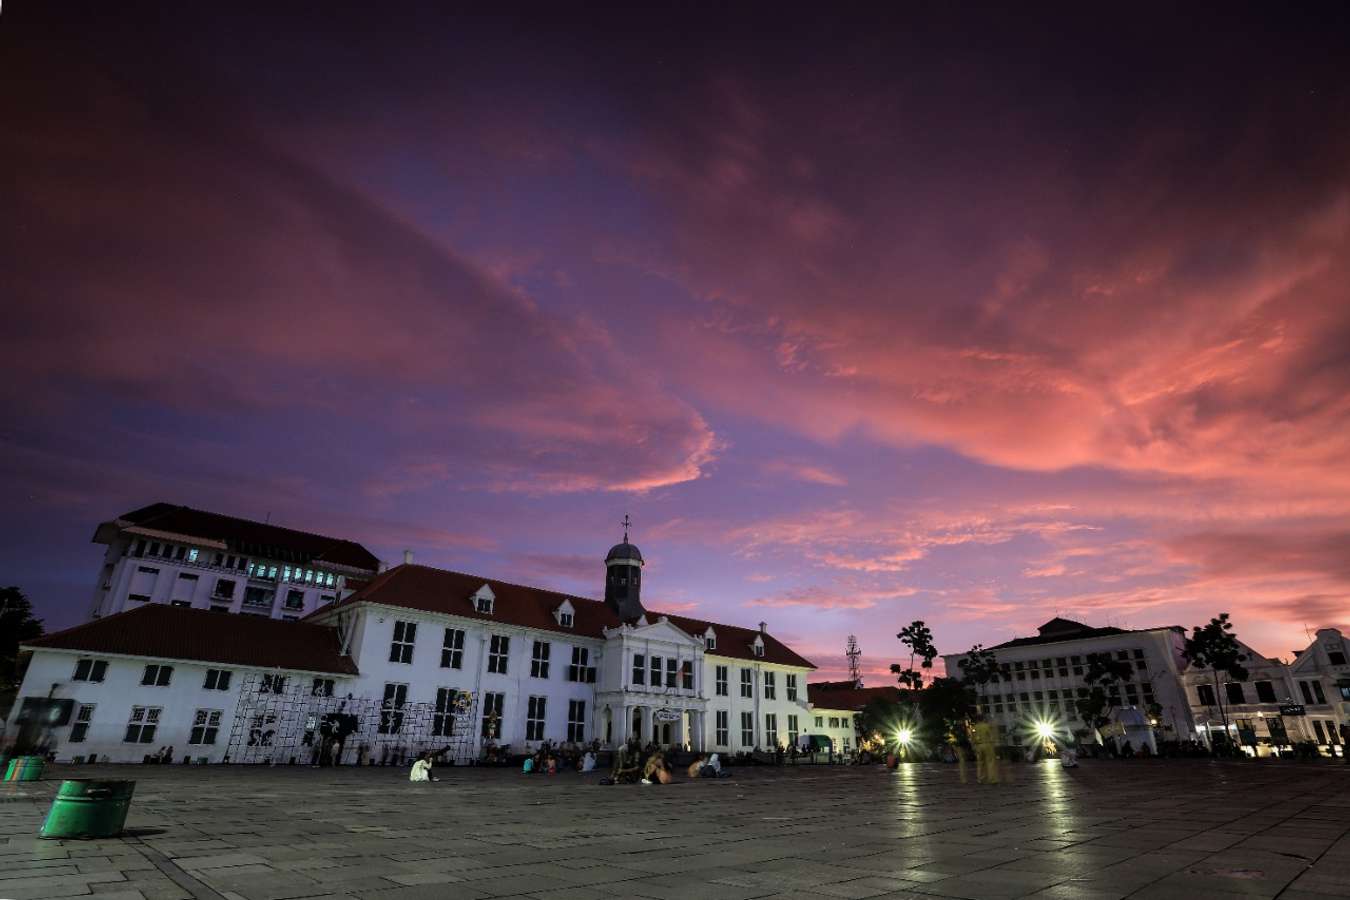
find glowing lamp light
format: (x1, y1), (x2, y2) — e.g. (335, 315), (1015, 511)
(896, 728), (913, 745)
(1034, 720), (1056, 740)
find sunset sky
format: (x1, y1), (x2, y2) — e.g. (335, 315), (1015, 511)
(4, 5), (1349, 681)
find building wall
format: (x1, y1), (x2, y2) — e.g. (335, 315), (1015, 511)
(943, 628), (1195, 746)
(92, 531), (363, 621)
(806, 706), (857, 753)
(5, 649), (351, 764)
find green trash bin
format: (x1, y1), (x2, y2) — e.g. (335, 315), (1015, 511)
(39, 779), (136, 840)
(4, 755), (45, 782)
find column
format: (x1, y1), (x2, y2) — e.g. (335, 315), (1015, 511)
(641, 706), (653, 745)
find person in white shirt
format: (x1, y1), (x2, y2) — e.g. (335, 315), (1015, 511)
(409, 751), (439, 782)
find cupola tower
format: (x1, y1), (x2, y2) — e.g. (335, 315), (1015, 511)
(604, 514), (645, 620)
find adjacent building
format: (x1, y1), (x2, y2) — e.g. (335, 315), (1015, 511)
(805, 682), (903, 753)
(942, 617), (1198, 752)
(88, 503), (379, 621)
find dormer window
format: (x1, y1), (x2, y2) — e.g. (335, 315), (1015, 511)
(554, 599), (576, 628)
(753, 639), (765, 658)
(477, 595), (493, 613)
(472, 584), (495, 615)
(704, 628), (717, 651)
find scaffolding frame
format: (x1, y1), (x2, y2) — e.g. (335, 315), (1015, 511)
(223, 673), (482, 766)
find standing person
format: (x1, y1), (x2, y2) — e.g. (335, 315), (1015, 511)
(948, 725), (971, 784)
(969, 713), (999, 785)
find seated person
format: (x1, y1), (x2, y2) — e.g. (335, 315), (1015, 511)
(579, 750), (597, 772)
(610, 745), (640, 783)
(643, 752), (674, 785)
(410, 751), (440, 782)
(687, 754), (708, 779)
(522, 756), (535, 774)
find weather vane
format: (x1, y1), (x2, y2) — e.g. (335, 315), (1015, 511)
(621, 513), (632, 542)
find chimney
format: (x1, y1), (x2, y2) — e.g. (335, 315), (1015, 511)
(759, 621), (767, 634)
(403, 549), (414, 566)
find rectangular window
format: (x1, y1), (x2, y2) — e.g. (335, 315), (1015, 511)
(73, 659), (108, 683)
(740, 668), (753, 698)
(141, 664), (172, 687)
(1299, 680), (1315, 704)
(715, 666), (728, 696)
(203, 669), (231, 691)
(441, 628), (465, 668)
(1225, 682), (1246, 705)
(379, 683), (408, 734)
(764, 671), (777, 700)
(1312, 681), (1327, 704)
(481, 692), (504, 739)
(829, 717), (840, 728)
(285, 589), (305, 610)
(213, 577), (237, 599)
(567, 646), (595, 682)
(815, 716), (823, 728)
(741, 711), (754, 747)
(765, 713), (779, 747)
(665, 657), (677, 688)
(715, 710), (729, 746)
(189, 709), (223, 745)
(525, 696), (547, 741)
(559, 611), (574, 628)
(1197, 684), (1216, 706)
(567, 699), (586, 743)
(787, 714), (799, 746)
(786, 673), (798, 701)
(389, 620), (416, 664)
(706, 634), (716, 651)
(1255, 680), (1277, 703)
(650, 655), (662, 686)
(632, 653), (646, 686)
(1329, 650), (1348, 666)
(260, 673), (287, 694)
(311, 678), (334, 697)
(124, 706), (161, 743)
(681, 660), (694, 690)
(530, 641), (551, 679)
(70, 704), (94, 742)
(488, 635), (510, 674)
(433, 688), (459, 737)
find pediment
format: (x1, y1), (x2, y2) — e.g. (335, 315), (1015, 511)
(611, 616), (702, 647)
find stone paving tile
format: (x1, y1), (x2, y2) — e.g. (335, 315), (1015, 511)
(2, 760), (1349, 900)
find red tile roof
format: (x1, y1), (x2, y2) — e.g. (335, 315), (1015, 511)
(103, 503), (379, 572)
(807, 683), (903, 711)
(23, 605), (359, 675)
(323, 564), (816, 669)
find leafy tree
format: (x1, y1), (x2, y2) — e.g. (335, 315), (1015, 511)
(916, 676), (976, 746)
(956, 644), (1000, 704)
(1183, 613), (1249, 743)
(1, 586), (44, 693)
(857, 696), (906, 753)
(1073, 652), (1135, 734)
(891, 620), (937, 695)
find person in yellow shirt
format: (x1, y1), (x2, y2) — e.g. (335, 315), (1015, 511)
(969, 713), (1000, 784)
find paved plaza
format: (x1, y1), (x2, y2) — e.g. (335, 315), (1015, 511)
(2, 760), (1349, 900)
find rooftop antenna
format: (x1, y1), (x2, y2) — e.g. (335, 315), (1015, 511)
(846, 634), (862, 688)
(621, 513), (631, 543)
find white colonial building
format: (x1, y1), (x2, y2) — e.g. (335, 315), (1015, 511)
(87, 503), (379, 621)
(7, 526), (818, 764)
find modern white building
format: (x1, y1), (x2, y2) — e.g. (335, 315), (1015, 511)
(88, 503), (379, 621)
(942, 617), (1198, 751)
(7, 529), (818, 764)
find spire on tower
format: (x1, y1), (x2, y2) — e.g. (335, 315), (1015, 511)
(621, 513), (632, 543)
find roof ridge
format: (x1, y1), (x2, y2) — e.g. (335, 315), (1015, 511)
(130, 502), (358, 547)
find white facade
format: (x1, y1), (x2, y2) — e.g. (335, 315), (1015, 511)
(8, 648), (353, 764)
(316, 598), (813, 755)
(806, 707), (857, 753)
(943, 619), (1197, 749)
(1183, 628), (1348, 757)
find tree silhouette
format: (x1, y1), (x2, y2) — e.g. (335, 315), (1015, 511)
(1, 586), (44, 693)
(956, 644), (1000, 707)
(891, 620), (937, 695)
(1183, 613), (1249, 747)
